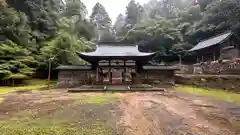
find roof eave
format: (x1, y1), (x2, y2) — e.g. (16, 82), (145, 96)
(79, 52), (156, 57)
(218, 32), (233, 44)
(189, 32), (233, 52)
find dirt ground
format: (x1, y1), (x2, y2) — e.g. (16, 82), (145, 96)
(0, 90), (239, 135)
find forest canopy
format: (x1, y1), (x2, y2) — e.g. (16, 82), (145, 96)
(0, 0), (240, 82)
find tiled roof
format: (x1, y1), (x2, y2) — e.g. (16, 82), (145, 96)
(80, 44), (154, 57)
(189, 32), (232, 52)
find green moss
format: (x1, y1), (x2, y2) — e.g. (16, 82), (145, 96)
(175, 85), (240, 103)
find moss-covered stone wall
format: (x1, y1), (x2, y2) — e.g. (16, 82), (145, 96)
(57, 70), (92, 88)
(176, 74), (240, 92)
(142, 70), (175, 87)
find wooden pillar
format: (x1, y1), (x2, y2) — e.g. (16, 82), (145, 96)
(234, 40), (238, 58)
(123, 60), (126, 84)
(219, 45), (221, 60)
(236, 40), (240, 57)
(96, 67), (99, 84)
(213, 51), (216, 61)
(101, 68), (103, 85)
(109, 60), (111, 84)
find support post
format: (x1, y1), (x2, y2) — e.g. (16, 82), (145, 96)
(213, 51), (216, 61)
(124, 60), (126, 84)
(178, 55), (182, 67)
(48, 59), (51, 90)
(96, 67), (99, 84)
(109, 60), (111, 84)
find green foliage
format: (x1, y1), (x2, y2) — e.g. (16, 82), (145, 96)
(0, 7), (30, 47)
(177, 5), (202, 25)
(143, 0), (192, 20)
(185, 0), (240, 44)
(114, 0), (144, 38)
(0, 41), (36, 80)
(6, 0), (59, 42)
(1, 0), (240, 82)
(40, 30), (93, 67)
(115, 0), (240, 59)
(90, 2), (114, 41)
(125, 19), (184, 56)
(114, 14), (126, 38)
(40, 2), (95, 67)
(197, 0), (216, 11)
(115, 0), (196, 56)
(90, 2), (112, 27)
(125, 0), (144, 29)
(63, 0), (87, 20)
(0, 0), (94, 83)
(61, 0), (96, 40)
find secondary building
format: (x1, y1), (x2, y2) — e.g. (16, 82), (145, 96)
(189, 31), (240, 62)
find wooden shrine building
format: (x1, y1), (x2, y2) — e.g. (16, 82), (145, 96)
(189, 31), (240, 62)
(56, 42), (178, 88)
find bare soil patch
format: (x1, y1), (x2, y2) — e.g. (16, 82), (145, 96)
(0, 91), (120, 134)
(0, 90), (239, 135)
(115, 91), (240, 135)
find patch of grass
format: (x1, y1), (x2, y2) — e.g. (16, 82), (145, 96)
(0, 120), (113, 135)
(0, 79), (56, 95)
(86, 96), (113, 104)
(73, 93), (122, 105)
(85, 93), (121, 104)
(175, 85), (240, 103)
(0, 109), (113, 135)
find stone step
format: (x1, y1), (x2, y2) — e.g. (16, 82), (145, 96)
(68, 85), (166, 93)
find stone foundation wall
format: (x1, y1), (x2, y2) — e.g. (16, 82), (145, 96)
(57, 70), (92, 88)
(175, 74), (240, 92)
(176, 65), (194, 74)
(180, 58), (240, 74)
(57, 70), (176, 88)
(142, 70), (175, 86)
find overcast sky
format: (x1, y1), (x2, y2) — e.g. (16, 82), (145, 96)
(81, 0), (149, 23)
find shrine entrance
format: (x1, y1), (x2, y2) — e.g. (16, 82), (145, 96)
(111, 68), (123, 84)
(97, 60), (137, 85)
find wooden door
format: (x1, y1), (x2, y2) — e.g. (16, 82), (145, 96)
(111, 69), (122, 84)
